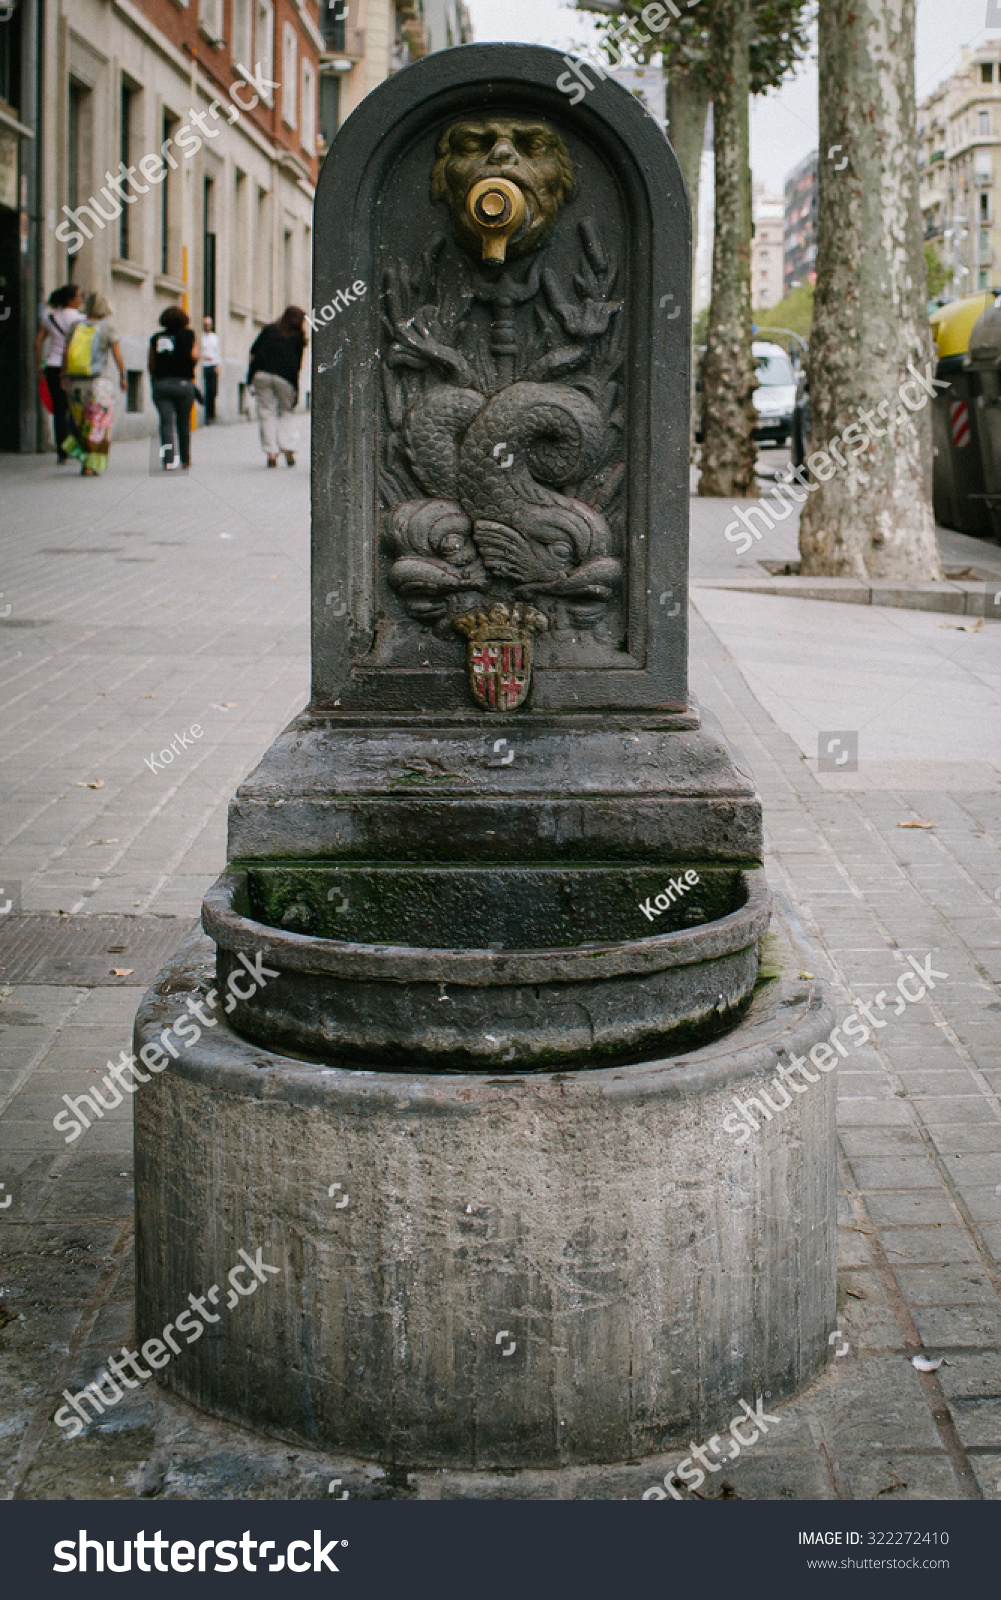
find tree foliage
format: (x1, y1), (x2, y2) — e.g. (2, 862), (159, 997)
(753, 282), (814, 340)
(924, 242), (949, 302)
(575, 0), (812, 95)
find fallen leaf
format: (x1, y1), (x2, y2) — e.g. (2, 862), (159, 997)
(106, 945), (127, 953)
(911, 1354), (944, 1372)
(873, 1475), (906, 1499)
(76, 779), (104, 789)
(845, 1287), (865, 1299)
(713, 1480), (742, 1500)
(799, 970), (815, 980)
(897, 820), (936, 830)
(111, 968), (134, 977)
(85, 838), (119, 847)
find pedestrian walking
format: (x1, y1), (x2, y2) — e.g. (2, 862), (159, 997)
(35, 284), (84, 463)
(149, 306), (198, 471)
(247, 306), (307, 467)
(201, 315), (220, 423)
(61, 293), (126, 477)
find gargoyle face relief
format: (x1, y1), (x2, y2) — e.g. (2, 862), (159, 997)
(431, 119), (575, 262)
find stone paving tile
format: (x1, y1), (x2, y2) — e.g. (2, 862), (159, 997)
(892, 1266), (997, 1306)
(910, 1307), (1001, 1347)
(836, 1454), (965, 1501)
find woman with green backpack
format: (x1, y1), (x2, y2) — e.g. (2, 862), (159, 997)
(61, 292), (127, 476)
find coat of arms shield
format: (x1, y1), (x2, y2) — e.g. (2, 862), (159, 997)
(453, 603), (549, 712)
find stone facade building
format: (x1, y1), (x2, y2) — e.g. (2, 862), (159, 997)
(919, 45), (1001, 298)
(0, 0), (472, 451)
(317, 0), (471, 150)
(752, 183), (783, 311)
(783, 148), (817, 297)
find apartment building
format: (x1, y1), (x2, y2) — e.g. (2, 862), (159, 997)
(30, 0), (326, 442)
(783, 149), (817, 296)
(0, 0), (472, 451)
(317, 0), (472, 149)
(752, 183), (783, 310)
(919, 45), (1001, 298)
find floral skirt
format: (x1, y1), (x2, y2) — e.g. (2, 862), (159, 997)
(65, 377), (116, 473)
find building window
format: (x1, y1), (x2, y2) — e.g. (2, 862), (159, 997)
(282, 24), (297, 127)
(283, 226), (293, 307)
(982, 192), (991, 221)
(67, 80), (90, 275)
(980, 110), (991, 136)
(980, 267), (989, 289)
(255, 186), (272, 316)
(983, 63), (995, 84)
(256, 0), (274, 102)
(322, 0), (345, 51)
(161, 112), (179, 276)
(119, 81), (139, 260)
(232, 168), (248, 305)
(319, 71), (340, 149)
(300, 59), (316, 155)
(981, 228), (990, 255)
(204, 175), (217, 323)
(198, 0), (225, 42)
(126, 371), (143, 412)
(232, 0), (252, 69)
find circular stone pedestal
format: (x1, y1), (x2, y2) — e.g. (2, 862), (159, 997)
(133, 911), (836, 1473)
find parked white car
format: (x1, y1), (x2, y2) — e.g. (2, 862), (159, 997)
(751, 340), (798, 447)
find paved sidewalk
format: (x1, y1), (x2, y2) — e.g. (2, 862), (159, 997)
(1, 429), (1000, 1499)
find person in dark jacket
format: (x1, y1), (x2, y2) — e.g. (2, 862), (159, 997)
(248, 306), (307, 467)
(149, 306), (198, 470)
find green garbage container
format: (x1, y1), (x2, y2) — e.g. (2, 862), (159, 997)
(965, 305), (1001, 542)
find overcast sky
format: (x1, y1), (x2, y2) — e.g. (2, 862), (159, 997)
(463, 0), (1001, 195)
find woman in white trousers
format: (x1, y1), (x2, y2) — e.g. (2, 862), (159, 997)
(247, 307), (308, 467)
(253, 371), (298, 463)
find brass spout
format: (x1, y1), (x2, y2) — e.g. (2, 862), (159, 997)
(464, 177), (526, 264)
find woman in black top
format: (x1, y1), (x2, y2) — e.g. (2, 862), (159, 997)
(149, 306), (198, 470)
(247, 306), (307, 467)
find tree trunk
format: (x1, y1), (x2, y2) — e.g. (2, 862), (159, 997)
(667, 70), (711, 290)
(798, 0), (942, 578)
(699, 0), (758, 499)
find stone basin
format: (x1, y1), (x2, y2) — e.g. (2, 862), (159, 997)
(201, 864), (771, 1071)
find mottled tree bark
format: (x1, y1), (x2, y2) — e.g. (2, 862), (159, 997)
(667, 71), (711, 289)
(669, 71), (711, 458)
(699, 0), (758, 499)
(799, 0), (942, 577)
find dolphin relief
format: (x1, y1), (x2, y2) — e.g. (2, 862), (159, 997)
(379, 118), (627, 705)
